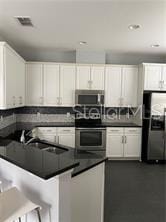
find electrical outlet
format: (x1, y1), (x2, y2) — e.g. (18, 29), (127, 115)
(67, 112), (71, 118)
(0, 116), (3, 122)
(37, 112), (41, 120)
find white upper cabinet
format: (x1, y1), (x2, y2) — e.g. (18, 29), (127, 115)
(122, 67), (138, 107)
(91, 66), (105, 90)
(26, 63), (43, 106)
(60, 64), (76, 106)
(26, 63), (76, 106)
(76, 65), (104, 90)
(43, 64), (60, 106)
(105, 66), (122, 107)
(105, 65), (138, 107)
(0, 42), (25, 109)
(144, 65), (162, 90)
(76, 65), (91, 89)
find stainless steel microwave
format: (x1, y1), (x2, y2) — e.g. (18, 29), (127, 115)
(75, 90), (105, 106)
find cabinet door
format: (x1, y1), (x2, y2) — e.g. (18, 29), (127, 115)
(122, 67), (138, 107)
(107, 134), (124, 157)
(58, 134), (75, 148)
(43, 64), (60, 106)
(123, 134), (141, 158)
(5, 46), (17, 108)
(144, 65), (162, 90)
(76, 65), (91, 89)
(91, 66), (105, 90)
(15, 57), (25, 107)
(105, 66), (122, 107)
(60, 65), (76, 106)
(26, 64), (43, 106)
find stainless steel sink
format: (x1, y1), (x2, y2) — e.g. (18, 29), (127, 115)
(43, 147), (66, 155)
(28, 142), (49, 149)
(28, 141), (67, 154)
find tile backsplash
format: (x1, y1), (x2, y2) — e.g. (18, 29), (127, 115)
(0, 114), (16, 130)
(0, 106), (142, 130)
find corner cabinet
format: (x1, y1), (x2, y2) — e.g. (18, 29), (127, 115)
(106, 127), (142, 159)
(76, 65), (105, 90)
(0, 42), (25, 109)
(143, 64), (166, 91)
(105, 65), (138, 107)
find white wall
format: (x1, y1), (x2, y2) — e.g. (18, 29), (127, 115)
(106, 53), (166, 65)
(18, 48), (76, 63)
(76, 51), (106, 64)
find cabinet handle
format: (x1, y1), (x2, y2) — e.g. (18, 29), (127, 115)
(121, 136), (124, 143)
(13, 96), (16, 106)
(110, 130), (119, 132)
(88, 80), (93, 89)
(59, 97), (62, 105)
(125, 136), (127, 143)
(119, 97), (123, 106)
(40, 97), (43, 105)
(19, 96), (22, 105)
(162, 80), (165, 89)
(159, 81), (162, 89)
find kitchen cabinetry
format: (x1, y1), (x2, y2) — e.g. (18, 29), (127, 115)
(26, 63), (43, 106)
(60, 65), (76, 106)
(26, 63), (76, 106)
(43, 64), (60, 106)
(105, 66), (138, 107)
(106, 127), (141, 159)
(36, 127), (75, 148)
(143, 64), (166, 91)
(57, 127), (75, 147)
(0, 42), (25, 109)
(76, 65), (104, 90)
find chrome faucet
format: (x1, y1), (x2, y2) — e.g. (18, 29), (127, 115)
(20, 130), (37, 145)
(20, 130), (25, 144)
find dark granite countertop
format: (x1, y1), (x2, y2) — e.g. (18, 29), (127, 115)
(101, 122), (142, 127)
(0, 138), (107, 179)
(0, 127), (107, 179)
(0, 120), (140, 179)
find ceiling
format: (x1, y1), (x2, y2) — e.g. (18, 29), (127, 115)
(0, 0), (166, 59)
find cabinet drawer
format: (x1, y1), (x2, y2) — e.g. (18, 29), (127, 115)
(57, 127), (75, 134)
(37, 127), (57, 134)
(107, 127), (124, 134)
(125, 128), (141, 134)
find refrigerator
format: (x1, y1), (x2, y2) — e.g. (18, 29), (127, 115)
(142, 92), (166, 162)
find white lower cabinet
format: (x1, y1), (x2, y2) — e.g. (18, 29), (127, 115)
(123, 134), (141, 157)
(106, 127), (142, 159)
(36, 127), (75, 148)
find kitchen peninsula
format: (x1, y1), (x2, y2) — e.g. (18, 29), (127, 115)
(0, 123), (106, 222)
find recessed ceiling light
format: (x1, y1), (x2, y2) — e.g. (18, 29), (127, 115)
(151, 44), (160, 48)
(128, 24), (141, 30)
(79, 41), (87, 45)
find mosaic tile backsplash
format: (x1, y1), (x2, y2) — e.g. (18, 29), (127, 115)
(0, 106), (142, 130)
